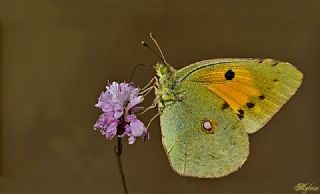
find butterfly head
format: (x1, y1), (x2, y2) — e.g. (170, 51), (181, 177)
(154, 62), (178, 110)
(155, 62), (175, 79)
(143, 33), (181, 109)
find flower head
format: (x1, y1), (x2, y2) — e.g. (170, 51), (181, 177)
(94, 81), (148, 144)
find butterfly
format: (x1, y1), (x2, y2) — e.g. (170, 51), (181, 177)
(141, 33), (303, 178)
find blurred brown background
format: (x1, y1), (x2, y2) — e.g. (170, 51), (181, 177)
(0, 0), (319, 194)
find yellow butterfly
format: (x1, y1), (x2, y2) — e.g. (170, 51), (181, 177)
(142, 34), (303, 178)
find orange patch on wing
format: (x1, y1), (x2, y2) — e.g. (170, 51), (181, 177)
(190, 67), (261, 112)
(207, 82), (260, 111)
(194, 69), (253, 84)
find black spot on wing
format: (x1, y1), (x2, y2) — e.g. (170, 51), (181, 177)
(221, 102), (230, 110)
(237, 109), (244, 119)
(259, 95), (265, 100)
(246, 102), (255, 108)
(273, 79), (279, 82)
(224, 69), (235, 80)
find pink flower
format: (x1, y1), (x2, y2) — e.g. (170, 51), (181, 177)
(94, 82), (148, 144)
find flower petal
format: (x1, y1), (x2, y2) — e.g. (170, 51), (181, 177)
(128, 135), (136, 144)
(127, 96), (144, 111)
(95, 92), (105, 108)
(113, 104), (124, 119)
(120, 124), (131, 138)
(129, 88), (140, 100)
(101, 103), (113, 113)
(94, 113), (109, 129)
(130, 119), (146, 137)
(105, 121), (118, 139)
(130, 106), (144, 114)
(125, 114), (136, 122)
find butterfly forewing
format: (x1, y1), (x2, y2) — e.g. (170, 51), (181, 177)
(177, 58), (303, 133)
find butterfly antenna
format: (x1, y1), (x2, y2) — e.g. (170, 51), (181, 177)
(149, 33), (169, 66)
(129, 64), (145, 82)
(141, 41), (165, 64)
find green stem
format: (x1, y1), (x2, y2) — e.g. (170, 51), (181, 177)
(114, 137), (128, 194)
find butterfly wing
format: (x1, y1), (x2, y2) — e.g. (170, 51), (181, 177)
(160, 58), (302, 178)
(160, 77), (249, 178)
(177, 58), (303, 133)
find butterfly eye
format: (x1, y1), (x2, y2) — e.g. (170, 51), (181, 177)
(202, 119), (215, 134)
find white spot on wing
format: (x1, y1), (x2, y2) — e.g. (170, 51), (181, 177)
(203, 121), (212, 130)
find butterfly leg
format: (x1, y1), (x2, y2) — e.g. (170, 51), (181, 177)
(140, 77), (159, 98)
(139, 101), (158, 115)
(146, 112), (160, 129)
(140, 85), (157, 96)
(140, 76), (158, 93)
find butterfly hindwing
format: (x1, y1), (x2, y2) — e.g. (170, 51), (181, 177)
(177, 58), (303, 134)
(160, 80), (249, 178)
